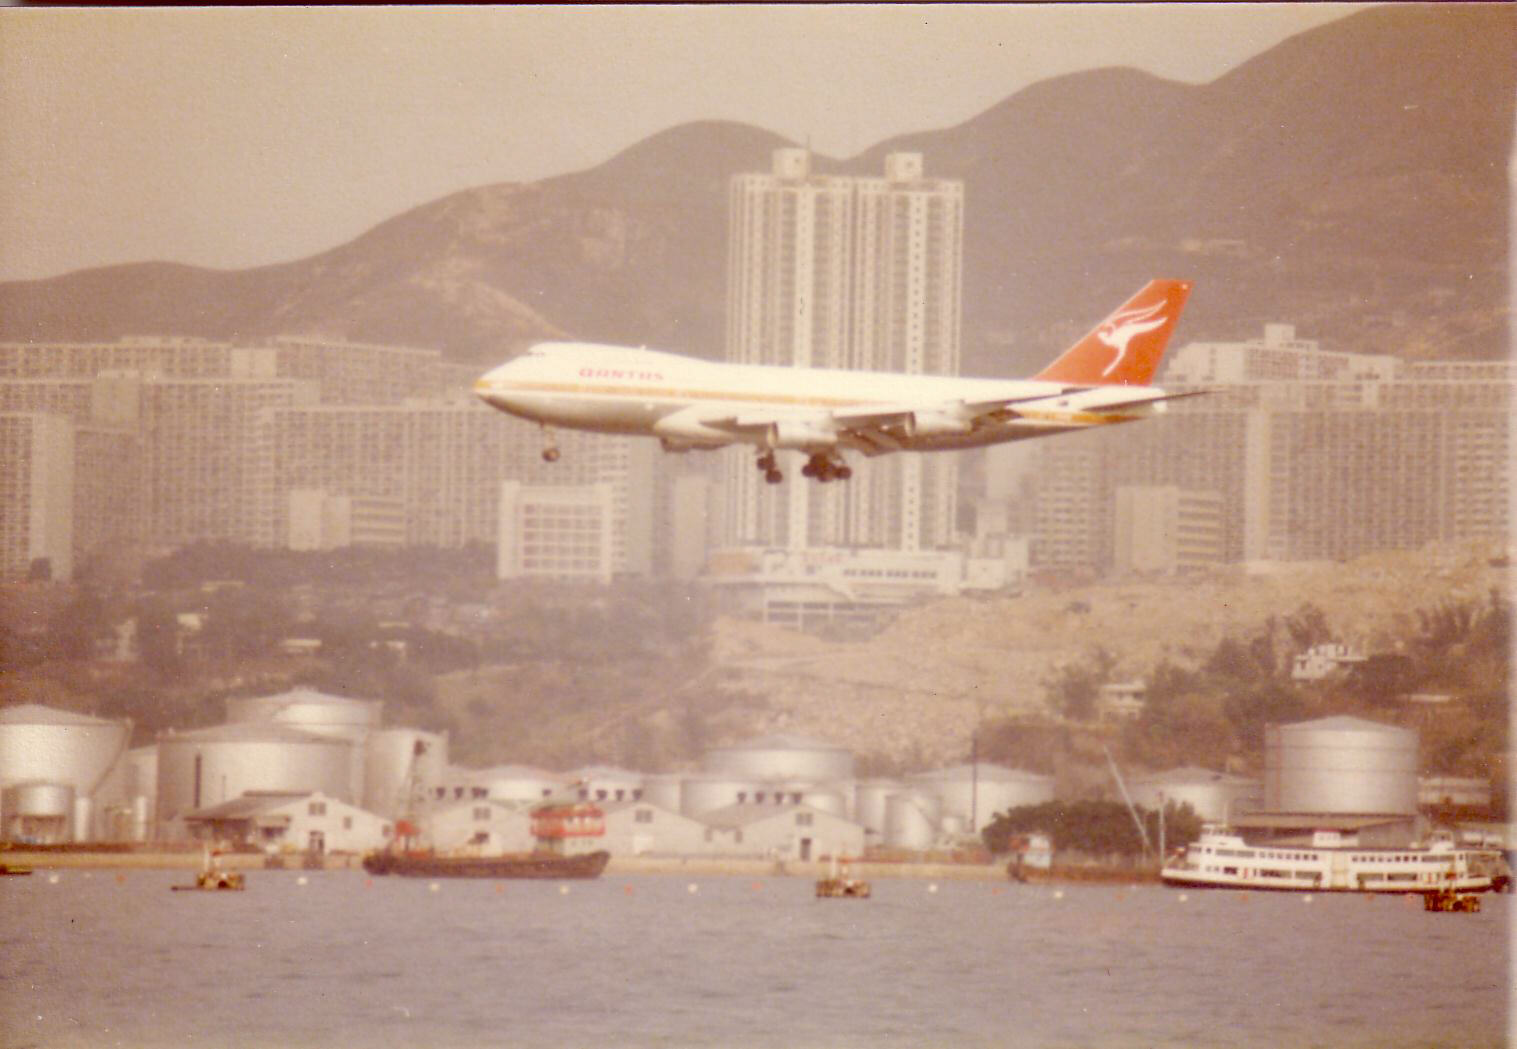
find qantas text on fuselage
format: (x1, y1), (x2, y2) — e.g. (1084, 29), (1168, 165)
(474, 279), (1196, 484)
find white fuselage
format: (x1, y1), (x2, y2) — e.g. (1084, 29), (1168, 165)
(474, 342), (1166, 454)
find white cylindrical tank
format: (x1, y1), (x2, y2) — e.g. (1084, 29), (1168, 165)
(639, 774), (684, 812)
(0, 704), (131, 841)
(680, 774), (763, 817)
(156, 723), (355, 829)
(1265, 716), (1418, 815)
(568, 766), (645, 805)
(226, 688), (382, 738)
(3, 781), (76, 843)
(1129, 767), (1262, 824)
(363, 729), (450, 817)
(227, 689), (382, 803)
(854, 779), (905, 838)
(799, 786), (847, 818)
(909, 764), (1055, 835)
(125, 746), (158, 842)
(702, 735), (854, 783)
(468, 764), (564, 805)
(884, 791), (941, 851)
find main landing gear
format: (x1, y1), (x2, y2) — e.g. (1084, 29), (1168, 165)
(755, 451), (852, 484)
(802, 453), (852, 483)
(756, 452), (783, 485)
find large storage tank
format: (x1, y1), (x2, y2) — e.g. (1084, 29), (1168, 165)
(854, 779), (905, 839)
(467, 764), (563, 805)
(362, 729), (450, 818)
(1, 782), (75, 843)
(1129, 767), (1262, 824)
(883, 790), (941, 850)
(680, 774), (764, 817)
(702, 735), (854, 783)
(639, 774), (685, 812)
(568, 765), (645, 804)
(0, 703), (131, 842)
(909, 764), (1055, 835)
(156, 722), (355, 831)
(227, 689), (382, 802)
(226, 688), (382, 737)
(1264, 716), (1418, 815)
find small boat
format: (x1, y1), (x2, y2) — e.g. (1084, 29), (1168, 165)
(815, 855), (870, 899)
(171, 848), (246, 892)
(0, 863), (33, 877)
(1424, 886), (1481, 913)
(1162, 824), (1504, 894)
(362, 849), (610, 879)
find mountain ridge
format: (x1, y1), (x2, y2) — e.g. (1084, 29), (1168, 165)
(1, 5), (1510, 370)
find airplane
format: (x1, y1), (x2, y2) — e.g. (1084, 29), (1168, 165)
(473, 279), (1195, 483)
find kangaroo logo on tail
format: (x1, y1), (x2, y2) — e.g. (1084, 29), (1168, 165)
(1097, 300), (1169, 378)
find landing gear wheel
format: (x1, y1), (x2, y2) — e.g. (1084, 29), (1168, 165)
(542, 447), (560, 463)
(835, 465), (852, 481)
(757, 452), (777, 473)
(764, 469), (783, 485)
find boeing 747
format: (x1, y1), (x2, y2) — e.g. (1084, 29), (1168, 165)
(474, 279), (1194, 483)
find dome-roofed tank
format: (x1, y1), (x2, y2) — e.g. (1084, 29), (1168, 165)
(156, 722), (354, 831)
(703, 734), (854, 783)
(226, 688), (381, 738)
(1265, 716), (1418, 815)
(884, 790), (941, 850)
(908, 764), (1054, 835)
(639, 773), (685, 812)
(362, 729), (450, 818)
(679, 774), (764, 818)
(0, 703), (131, 842)
(567, 765), (645, 805)
(1129, 766), (1262, 823)
(467, 764), (565, 805)
(854, 779), (905, 840)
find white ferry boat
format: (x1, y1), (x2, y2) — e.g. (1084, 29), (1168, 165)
(1161, 825), (1506, 894)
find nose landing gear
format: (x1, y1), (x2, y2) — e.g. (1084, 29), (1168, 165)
(541, 426), (560, 463)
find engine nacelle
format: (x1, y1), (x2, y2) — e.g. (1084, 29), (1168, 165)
(906, 409), (974, 438)
(768, 419), (839, 450)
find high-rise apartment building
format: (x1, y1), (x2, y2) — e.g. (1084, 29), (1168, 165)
(723, 149), (963, 552)
(0, 413), (75, 580)
(1028, 326), (1514, 572)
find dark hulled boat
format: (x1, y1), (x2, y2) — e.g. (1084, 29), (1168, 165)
(362, 849), (610, 879)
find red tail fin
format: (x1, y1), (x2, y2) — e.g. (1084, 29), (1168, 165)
(1032, 280), (1193, 386)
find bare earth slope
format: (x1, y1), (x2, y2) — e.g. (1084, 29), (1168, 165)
(703, 544), (1507, 766)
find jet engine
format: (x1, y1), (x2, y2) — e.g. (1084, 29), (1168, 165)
(767, 419), (839, 449)
(905, 408), (974, 438)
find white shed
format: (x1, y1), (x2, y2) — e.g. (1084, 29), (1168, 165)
(182, 790), (392, 855)
(600, 800), (709, 856)
(697, 803), (865, 861)
(423, 798), (535, 853)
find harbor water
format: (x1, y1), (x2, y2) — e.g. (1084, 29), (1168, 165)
(2, 869), (1508, 1049)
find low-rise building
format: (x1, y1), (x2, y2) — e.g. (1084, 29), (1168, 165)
(697, 802), (866, 861)
(181, 790), (393, 855)
(601, 800), (709, 856)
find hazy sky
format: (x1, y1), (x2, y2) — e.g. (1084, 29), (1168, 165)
(1, 4), (1370, 282)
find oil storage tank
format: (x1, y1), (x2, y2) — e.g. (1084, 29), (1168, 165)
(1264, 716), (1417, 815)
(227, 689), (382, 802)
(0, 703), (131, 842)
(884, 790), (942, 851)
(156, 722), (354, 834)
(362, 729), (450, 818)
(909, 764), (1054, 835)
(466, 764), (563, 805)
(679, 773), (764, 817)
(702, 735), (854, 784)
(1129, 767), (1262, 824)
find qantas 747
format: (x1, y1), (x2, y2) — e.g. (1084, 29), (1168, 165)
(474, 279), (1195, 483)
